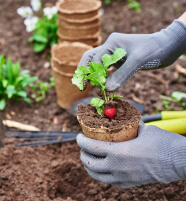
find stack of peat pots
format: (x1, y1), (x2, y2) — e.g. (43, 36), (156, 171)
(57, 0), (102, 47)
(51, 42), (92, 109)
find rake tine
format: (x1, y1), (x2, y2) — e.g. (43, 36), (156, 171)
(4, 137), (60, 142)
(5, 131), (80, 138)
(15, 137), (76, 147)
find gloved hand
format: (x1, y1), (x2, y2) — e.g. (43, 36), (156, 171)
(78, 20), (186, 91)
(76, 121), (186, 189)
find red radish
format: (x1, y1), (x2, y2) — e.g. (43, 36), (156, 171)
(104, 107), (116, 119)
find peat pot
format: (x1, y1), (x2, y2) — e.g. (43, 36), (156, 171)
(57, 0), (102, 20)
(51, 42), (92, 109)
(77, 100), (141, 142)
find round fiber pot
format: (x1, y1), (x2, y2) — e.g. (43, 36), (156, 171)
(57, 0), (101, 20)
(77, 100), (141, 142)
(51, 42), (92, 109)
(57, 23), (99, 38)
(51, 42), (92, 73)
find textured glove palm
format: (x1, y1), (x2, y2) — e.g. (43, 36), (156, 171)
(78, 20), (186, 91)
(76, 122), (186, 189)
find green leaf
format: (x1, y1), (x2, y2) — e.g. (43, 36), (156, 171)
(113, 95), (124, 99)
(0, 55), (5, 77)
(86, 72), (106, 86)
(33, 42), (47, 53)
(72, 66), (90, 90)
(0, 99), (6, 110)
(6, 85), (16, 98)
(17, 91), (27, 98)
(2, 79), (8, 88)
(35, 96), (43, 102)
(91, 98), (104, 108)
(90, 98), (104, 116)
(23, 97), (32, 104)
(89, 62), (107, 77)
(6, 58), (13, 83)
(12, 62), (20, 78)
(110, 94), (124, 100)
(171, 91), (186, 101)
(102, 48), (126, 69)
(33, 35), (48, 43)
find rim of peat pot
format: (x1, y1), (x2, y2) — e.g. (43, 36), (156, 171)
(51, 42), (92, 66)
(57, 19), (100, 30)
(58, 10), (102, 23)
(77, 101), (141, 142)
(57, 0), (101, 14)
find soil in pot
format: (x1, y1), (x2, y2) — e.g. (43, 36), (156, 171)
(77, 99), (141, 142)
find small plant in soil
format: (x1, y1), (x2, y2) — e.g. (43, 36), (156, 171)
(160, 91), (186, 110)
(72, 48), (126, 117)
(31, 77), (55, 102)
(0, 55), (38, 110)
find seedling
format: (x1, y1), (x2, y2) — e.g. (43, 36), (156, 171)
(31, 77), (55, 102)
(72, 48), (126, 117)
(160, 91), (186, 110)
(127, 0), (141, 13)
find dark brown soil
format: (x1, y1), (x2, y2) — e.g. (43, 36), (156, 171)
(77, 99), (141, 131)
(0, 0), (186, 201)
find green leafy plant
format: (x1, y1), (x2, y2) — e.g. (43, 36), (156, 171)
(17, 0), (58, 53)
(127, 0), (141, 13)
(0, 55), (38, 110)
(31, 77), (55, 102)
(28, 14), (58, 53)
(104, 0), (141, 13)
(160, 91), (186, 110)
(72, 48), (126, 116)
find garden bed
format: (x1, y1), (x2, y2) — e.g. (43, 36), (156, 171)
(0, 0), (186, 200)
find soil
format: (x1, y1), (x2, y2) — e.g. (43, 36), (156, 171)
(0, 0), (186, 200)
(77, 99), (141, 131)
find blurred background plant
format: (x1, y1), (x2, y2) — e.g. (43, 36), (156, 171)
(0, 55), (37, 110)
(0, 55), (55, 110)
(17, 0), (58, 53)
(31, 77), (55, 102)
(104, 0), (141, 13)
(160, 91), (186, 111)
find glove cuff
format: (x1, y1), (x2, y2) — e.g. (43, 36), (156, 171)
(159, 133), (186, 183)
(152, 20), (186, 67)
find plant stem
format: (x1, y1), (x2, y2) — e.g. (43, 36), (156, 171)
(103, 89), (108, 102)
(160, 95), (178, 102)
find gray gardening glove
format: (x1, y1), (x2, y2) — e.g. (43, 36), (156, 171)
(76, 122), (186, 189)
(78, 20), (186, 91)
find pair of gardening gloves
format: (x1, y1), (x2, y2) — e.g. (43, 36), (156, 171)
(76, 19), (186, 188)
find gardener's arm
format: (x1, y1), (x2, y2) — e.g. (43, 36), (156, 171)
(78, 12), (186, 91)
(77, 122), (186, 188)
